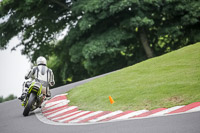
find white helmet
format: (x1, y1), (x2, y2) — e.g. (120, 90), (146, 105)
(36, 56), (47, 65)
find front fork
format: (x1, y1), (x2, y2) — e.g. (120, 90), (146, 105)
(21, 93), (28, 106)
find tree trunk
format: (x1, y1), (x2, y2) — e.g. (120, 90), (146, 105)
(139, 28), (154, 58)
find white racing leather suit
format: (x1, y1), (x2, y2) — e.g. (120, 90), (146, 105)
(25, 64), (55, 96)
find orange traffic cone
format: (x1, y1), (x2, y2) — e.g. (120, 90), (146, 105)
(109, 96), (115, 104)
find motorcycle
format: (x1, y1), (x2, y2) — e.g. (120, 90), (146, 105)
(21, 80), (45, 116)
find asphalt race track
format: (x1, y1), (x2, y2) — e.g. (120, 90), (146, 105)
(1, 74), (200, 133)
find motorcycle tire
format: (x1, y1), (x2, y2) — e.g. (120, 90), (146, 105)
(23, 93), (36, 116)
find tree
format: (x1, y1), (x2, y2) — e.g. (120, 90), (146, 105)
(0, 0), (73, 60)
(0, 94), (17, 103)
(0, 96), (3, 103)
(1, 0), (200, 87)
(50, 0), (200, 85)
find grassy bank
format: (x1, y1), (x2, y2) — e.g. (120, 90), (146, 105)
(68, 42), (200, 111)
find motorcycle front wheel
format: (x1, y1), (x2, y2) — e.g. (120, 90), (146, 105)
(23, 93), (36, 116)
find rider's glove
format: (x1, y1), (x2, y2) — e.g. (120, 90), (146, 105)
(50, 82), (55, 86)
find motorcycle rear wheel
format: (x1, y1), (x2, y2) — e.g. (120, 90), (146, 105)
(23, 93), (36, 116)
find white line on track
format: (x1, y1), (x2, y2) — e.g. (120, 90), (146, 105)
(58, 111), (90, 123)
(44, 99), (68, 108)
(186, 106), (200, 113)
(111, 110), (148, 121)
(46, 106), (78, 118)
(42, 100), (70, 113)
(69, 111), (103, 123)
(148, 106), (184, 117)
(52, 110), (81, 121)
(89, 111), (123, 123)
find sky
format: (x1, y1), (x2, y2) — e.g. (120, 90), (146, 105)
(0, 0), (30, 98)
(0, 37), (30, 98)
(0, 1), (69, 98)
(0, 30), (68, 98)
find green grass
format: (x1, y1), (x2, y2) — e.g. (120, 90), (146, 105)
(68, 42), (200, 111)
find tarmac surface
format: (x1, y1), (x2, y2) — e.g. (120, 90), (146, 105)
(1, 74), (200, 133)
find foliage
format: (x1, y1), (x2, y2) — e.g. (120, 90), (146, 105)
(0, 0), (73, 60)
(1, 0), (200, 86)
(0, 94), (17, 103)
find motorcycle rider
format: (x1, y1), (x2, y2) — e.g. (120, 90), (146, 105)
(18, 56), (55, 101)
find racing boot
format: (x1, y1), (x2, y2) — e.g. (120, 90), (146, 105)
(18, 93), (26, 101)
(46, 91), (51, 99)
